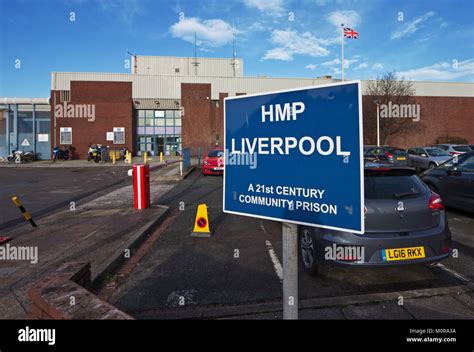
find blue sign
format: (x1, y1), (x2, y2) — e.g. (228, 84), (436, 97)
(223, 81), (364, 234)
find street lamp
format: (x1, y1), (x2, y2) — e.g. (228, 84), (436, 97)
(374, 99), (380, 146)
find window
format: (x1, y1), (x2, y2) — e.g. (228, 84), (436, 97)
(113, 127), (125, 144)
(457, 155), (474, 172)
(145, 110), (154, 118)
(154, 110), (165, 118)
(175, 68), (180, 73)
(60, 127), (72, 144)
(155, 118), (165, 126)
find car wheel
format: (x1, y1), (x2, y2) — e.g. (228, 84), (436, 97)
(428, 162), (436, 169)
(299, 227), (326, 276)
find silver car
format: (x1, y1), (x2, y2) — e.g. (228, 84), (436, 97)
(430, 144), (472, 156)
(407, 147), (452, 170)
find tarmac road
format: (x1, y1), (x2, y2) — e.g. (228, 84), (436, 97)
(0, 167), (130, 230)
(110, 170), (474, 319)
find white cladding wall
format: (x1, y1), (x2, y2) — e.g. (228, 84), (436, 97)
(51, 72), (474, 99)
(132, 56), (244, 77)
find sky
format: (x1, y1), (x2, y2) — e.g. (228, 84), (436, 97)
(1, 0), (473, 97)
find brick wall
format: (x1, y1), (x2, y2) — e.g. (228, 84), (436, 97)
(51, 81), (133, 159)
(28, 261), (133, 320)
(181, 83), (213, 154)
(363, 96), (474, 148)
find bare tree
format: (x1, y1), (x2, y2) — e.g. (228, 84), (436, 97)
(364, 71), (424, 145)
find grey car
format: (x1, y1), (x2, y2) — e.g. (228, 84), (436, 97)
(421, 151), (474, 213)
(407, 147), (452, 170)
(364, 146), (410, 166)
(299, 165), (451, 276)
(430, 144), (472, 156)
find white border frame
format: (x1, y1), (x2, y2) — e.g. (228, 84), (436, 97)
(223, 80), (365, 234)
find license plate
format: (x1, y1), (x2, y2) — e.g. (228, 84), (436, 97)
(214, 167), (224, 171)
(382, 246), (425, 261)
(397, 156), (406, 161)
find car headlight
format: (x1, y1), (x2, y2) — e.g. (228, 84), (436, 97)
(203, 160), (209, 165)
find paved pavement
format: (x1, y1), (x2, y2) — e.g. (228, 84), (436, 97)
(0, 167), (130, 230)
(0, 164), (182, 319)
(0, 158), (183, 231)
(109, 170), (474, 319)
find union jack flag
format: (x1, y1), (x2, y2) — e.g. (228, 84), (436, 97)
(343, 27), (359, 39)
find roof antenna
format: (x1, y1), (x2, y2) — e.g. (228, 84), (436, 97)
(191, 32), (200, 76)
(126, 50), (137, 74)
(230, 22), (237, 77)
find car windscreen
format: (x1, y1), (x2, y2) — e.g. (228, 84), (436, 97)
(453, 145), (472, 152)
(426, 148), (450, 157)
(208, 150), (224, 157)
(364, 170), (425, 199)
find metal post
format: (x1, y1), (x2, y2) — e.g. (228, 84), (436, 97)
(341, 24), (344, 81)
(198, 146), (201, 165)
(282, 222), (298, 320)
(6, 109), (10, 154)
(32, 104), (36, 155)
(376, 104), (380, 147)
(13, 104), (18, 151)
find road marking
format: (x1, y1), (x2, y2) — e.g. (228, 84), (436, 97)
(260, 221), (283, 283)
(431, 262), (472, 285)
(265, 240), (283, 283)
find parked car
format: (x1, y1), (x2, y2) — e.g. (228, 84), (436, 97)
(468, 145), (474, 151)
(407, 147), (452, 170)
(299, 164), (451, 276)
(364, 146), (409, 166)
(202, 148), (224, 175)
(430, 144), (472, 156)
(421, 151), (474, 213)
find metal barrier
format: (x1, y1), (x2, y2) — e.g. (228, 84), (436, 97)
(183, 148), (191, 170)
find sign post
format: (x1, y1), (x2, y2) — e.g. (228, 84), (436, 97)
(223, 81), (364, 320)
(282, 222), (298, 319)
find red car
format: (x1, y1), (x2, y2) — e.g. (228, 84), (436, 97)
(202, 148), (224, 175)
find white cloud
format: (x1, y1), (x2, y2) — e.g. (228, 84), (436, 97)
(398, 59), (474, 81)
(372, 63), (384, 70)
(321, 58), (358, 67)
(263, 30), (330, 61)
(328, 10), (361, 28)
(243, 0), (284, 14)
(305, 64), (317, 70)
(170, 18), (234, 47)
(355, 62), (369, 70)
(391, 11), (435, 40)
(263, 48), (293, 61)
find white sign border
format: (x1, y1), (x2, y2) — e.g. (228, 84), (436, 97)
(223, 80), (365, 235)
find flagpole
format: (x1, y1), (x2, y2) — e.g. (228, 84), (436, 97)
(341, 23), (344, 81)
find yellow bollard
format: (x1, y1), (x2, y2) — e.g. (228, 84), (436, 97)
(11, 196), (37, 227)
(143, 151), (148, 164)
(128, 151), (133, 164)
(160, 152), (163, 163)
(112, 151), (116, 165)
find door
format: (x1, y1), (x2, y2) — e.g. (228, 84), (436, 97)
(443, 155), (474, 210)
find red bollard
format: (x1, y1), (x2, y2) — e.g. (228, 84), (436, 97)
(133, 164), (150, 209)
